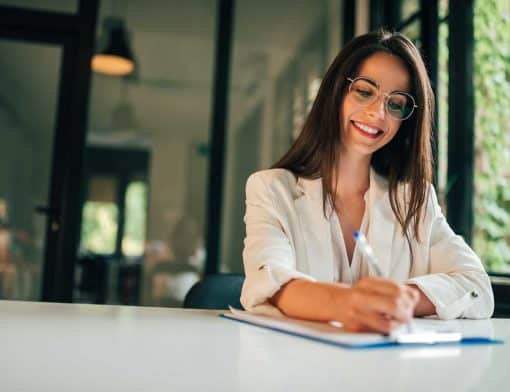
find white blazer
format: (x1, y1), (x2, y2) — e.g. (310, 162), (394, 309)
(240, 168), (494, 319)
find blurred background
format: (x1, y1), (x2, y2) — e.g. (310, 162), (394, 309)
(0, 0), (508, 312)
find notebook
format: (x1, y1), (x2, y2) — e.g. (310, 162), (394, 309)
(220, 307), (502, 349)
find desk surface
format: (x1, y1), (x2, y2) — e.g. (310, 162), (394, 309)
(2, 300), (508, 392)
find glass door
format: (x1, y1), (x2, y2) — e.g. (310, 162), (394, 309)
(0, 0), (98, 302)
(0, 38), (62, 300)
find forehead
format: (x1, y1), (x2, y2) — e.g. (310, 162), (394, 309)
(355, 52), (411, 92)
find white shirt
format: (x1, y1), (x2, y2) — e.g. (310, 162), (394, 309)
(240, 168), (494, 320)
(330, 206), (370, 284)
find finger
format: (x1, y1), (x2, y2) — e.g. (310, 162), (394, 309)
(354, 308), (401, 334)
(351, 291), (412, 322)
(358, 281), (417, 321)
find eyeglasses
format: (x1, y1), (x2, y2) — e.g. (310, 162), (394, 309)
(346, 77), (418, 121)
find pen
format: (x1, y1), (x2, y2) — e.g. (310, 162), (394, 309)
(353, 230), (414, 333)
(353, 230), (383, 277)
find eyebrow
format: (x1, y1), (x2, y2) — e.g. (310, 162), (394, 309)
(358, 76), (379, 89)
(357, 75), (409, 94)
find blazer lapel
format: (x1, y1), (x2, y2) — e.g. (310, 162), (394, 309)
(366, 168), (396, 278)
(294, 177), (337, 281)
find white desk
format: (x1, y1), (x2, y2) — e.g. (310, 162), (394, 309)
(1, 300), (508, 391)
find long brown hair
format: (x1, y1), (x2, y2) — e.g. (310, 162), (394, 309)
(272, 29), (434, 242)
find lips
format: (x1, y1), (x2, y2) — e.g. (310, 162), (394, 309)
(351, 120), (384, 139)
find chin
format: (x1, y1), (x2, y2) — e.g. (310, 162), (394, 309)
(342, 140), (377, 157)
(354, 145), (378, 156)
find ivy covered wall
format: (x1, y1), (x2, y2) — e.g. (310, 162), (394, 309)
(472, 0), (510, 272)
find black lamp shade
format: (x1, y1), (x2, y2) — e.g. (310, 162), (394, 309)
(92, 23), (135, 76)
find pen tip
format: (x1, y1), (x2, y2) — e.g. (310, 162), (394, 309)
(353, 231), (359, 239)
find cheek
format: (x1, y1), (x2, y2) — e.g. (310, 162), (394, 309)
(340, 100), (359, 128)
(381, 122), (403, 145)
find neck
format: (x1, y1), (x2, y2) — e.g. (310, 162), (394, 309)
(334, 147), (371, 198)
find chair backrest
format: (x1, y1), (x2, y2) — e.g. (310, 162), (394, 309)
(183, 273), (244, 310)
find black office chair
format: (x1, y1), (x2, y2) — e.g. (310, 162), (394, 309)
(183, 273), (244, 310)
(76, 254), (110, 304)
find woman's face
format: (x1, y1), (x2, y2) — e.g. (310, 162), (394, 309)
(340, 51), (411, 157)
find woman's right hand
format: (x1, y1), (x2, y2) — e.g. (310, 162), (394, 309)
(271, 278), (419, 334)
(334, 277), (419, 334)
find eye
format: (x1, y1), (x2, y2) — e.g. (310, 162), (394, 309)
(354, 87), (374, 99)
(388, 100), (404, 112)
(388, 95), (407, 112)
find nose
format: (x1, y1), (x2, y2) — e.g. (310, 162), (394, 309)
(365, 94), (386, 119)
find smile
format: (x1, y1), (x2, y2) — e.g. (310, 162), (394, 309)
(352, 121), (384, 139)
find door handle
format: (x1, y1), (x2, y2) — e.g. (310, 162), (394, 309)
(34, 205), (60, 231)
(34, 205), (57, 215)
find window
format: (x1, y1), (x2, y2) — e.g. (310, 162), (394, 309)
(79, 176), (118, 255)
(122, 181), (147, 257)
(80, 201), (119, 254)
(437, 0), (449, 209)
(472, 0), (510, 273)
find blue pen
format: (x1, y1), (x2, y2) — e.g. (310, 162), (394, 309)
(353, 230), (383, 277)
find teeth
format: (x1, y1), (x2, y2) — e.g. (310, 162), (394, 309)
(354, 121), (380, 135)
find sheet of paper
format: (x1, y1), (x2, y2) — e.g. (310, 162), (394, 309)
(223, 307), (468, 347)
(226, 307), (391, 346)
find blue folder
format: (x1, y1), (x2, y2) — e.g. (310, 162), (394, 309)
(220, 309), (503, 349)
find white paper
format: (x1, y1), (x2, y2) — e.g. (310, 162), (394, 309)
(225, 307), (464, 347)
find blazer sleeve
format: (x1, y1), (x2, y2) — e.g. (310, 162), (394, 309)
(240, 172), (315, 315)
(406, 186), (494, 319)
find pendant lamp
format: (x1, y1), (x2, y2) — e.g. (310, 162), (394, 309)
(92, 18), (136, 76)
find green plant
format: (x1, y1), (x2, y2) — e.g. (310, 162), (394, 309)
(473, 0), (510, 272)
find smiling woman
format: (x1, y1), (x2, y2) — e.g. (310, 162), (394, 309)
(240, 30), (494, 334)
(341, 52), (413, 155)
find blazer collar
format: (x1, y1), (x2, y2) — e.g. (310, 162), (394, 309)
(296, 167), (389, 205)
(296, 176), (321, 200)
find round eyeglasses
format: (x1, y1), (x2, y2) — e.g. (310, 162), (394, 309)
(346, 77), (418, 121)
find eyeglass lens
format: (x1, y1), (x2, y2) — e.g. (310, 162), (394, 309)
(349, 78), (414, 120)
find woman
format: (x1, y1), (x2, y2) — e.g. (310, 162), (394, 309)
(240, 30), (494, 334)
